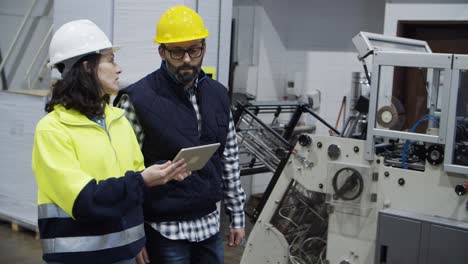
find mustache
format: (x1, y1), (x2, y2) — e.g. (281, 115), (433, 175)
(177, 64), (196, 70)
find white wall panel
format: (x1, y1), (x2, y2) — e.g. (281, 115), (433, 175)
(292, 51), (363, 135)
(113, 0), (183, 87)
(0, 91), (47, 230)
(233, 5), (256, 65)
(217, 0), (233, 87)
(54, 0), (113, 39)
(255, 6), (287, 100)
(198, 0), (220, 77)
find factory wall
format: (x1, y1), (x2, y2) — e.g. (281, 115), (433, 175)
(232, 0), (385, 194)
(233, 0), (385, 136)
(233, 0), (468, 194)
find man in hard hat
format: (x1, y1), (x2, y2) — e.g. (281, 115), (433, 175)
(114, 5), (245, 264)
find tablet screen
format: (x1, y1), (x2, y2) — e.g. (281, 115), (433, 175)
(172, 143), (221, 171)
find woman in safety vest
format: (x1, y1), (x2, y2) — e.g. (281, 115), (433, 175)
(32, 19), (191, 264)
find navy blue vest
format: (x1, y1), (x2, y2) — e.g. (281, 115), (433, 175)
(118, 64), (230, 222)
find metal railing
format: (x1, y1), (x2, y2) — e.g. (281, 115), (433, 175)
(0, 50), (7, 90)
(0, 0), (39, 82)
(0, 0), (53, 90)
(25, 25), (53, 89)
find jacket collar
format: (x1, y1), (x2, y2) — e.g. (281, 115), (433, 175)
(54, 104), (124, 126)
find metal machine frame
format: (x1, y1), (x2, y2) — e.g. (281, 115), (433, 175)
(365, 51), (453, 160)
(352, 31), (431, 60)
(233, 101), (340, 220)
(444, 54), (468, 175)
(354, 32), (468, 175)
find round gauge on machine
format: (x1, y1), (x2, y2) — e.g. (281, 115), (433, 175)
(332, 167), (364, 201)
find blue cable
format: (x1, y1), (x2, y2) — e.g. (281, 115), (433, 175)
(401, 114), (439, 169)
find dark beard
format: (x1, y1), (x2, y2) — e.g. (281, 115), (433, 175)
(166, 60), (201, 85)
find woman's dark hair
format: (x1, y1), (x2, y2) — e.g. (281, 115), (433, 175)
(45, 53), (109, 119)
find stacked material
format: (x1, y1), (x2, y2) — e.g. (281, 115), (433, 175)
(0, 90), (48, 230)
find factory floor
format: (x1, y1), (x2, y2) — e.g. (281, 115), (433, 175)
(0, 208), (254, 264)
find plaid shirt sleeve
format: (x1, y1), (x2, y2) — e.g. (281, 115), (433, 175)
(222, 111), (246, 229)
(115, 94), (145, 147)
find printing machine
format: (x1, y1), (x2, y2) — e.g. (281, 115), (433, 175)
(238, 32), (468, 264)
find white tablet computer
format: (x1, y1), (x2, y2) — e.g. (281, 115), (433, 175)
(172, 143), (221, 171)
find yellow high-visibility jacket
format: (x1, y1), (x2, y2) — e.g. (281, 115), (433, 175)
(32, 104), (146, 263)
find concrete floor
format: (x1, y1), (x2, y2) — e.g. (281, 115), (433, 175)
(0, 213), (253, 264)
(0, 221), (42, 264)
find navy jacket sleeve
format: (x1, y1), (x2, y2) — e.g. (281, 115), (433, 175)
(72, 171), (146, 222)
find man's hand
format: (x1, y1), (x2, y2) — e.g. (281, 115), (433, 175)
(228, 227), (245, 247)
(135, 246), (150, 264)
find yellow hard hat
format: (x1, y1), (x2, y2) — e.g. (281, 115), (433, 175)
(154, 5), (210, 44)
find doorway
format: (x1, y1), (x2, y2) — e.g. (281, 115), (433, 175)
(392, 21), (468, 130)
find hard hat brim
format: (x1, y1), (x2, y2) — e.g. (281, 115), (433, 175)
(153, 32), (209, 44)
(48, 45), (121, 68)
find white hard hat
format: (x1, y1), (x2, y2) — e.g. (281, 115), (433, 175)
(48, 19), (119, 69)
